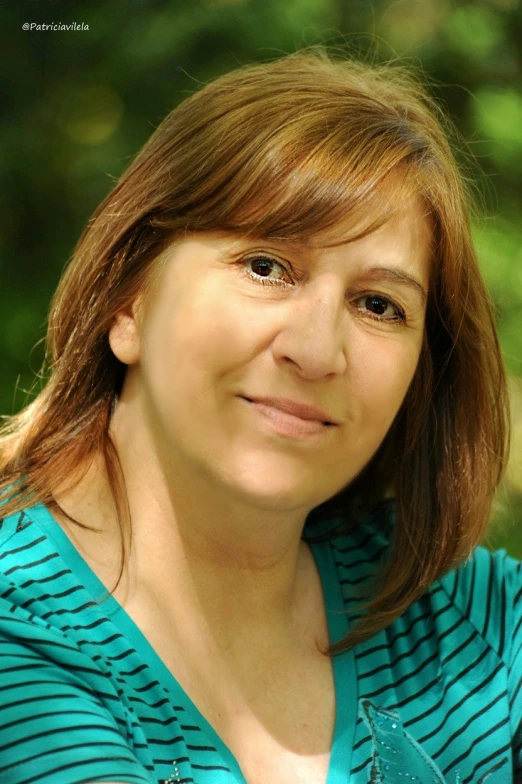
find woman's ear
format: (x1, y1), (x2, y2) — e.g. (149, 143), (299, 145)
(109, 307), (141, 365)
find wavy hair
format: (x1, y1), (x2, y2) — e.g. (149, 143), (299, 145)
(0, 49), (509, 652)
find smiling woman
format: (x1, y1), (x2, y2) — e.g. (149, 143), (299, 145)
(0, 49), (519, 784)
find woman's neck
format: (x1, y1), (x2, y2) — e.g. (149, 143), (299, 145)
(52, 444), (318, 651)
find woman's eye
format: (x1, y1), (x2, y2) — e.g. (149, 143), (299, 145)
(354, 294), (406, 324)
(242, 255), (292, 287)
(240, 260), (405, 324)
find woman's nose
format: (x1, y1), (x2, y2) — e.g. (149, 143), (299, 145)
(271, 281), (348, 380)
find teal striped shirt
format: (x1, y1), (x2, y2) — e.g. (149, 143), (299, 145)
(0, 503), (521, 783)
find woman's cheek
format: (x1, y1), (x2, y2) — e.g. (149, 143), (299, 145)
(359, 340), (420, 418)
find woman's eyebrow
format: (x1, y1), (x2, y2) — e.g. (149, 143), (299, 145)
(362, 266), (427, 306)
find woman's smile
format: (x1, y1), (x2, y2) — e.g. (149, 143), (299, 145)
(239, 396), (336, 440)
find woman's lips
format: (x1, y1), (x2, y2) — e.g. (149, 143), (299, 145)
(241, 397), (333, 439)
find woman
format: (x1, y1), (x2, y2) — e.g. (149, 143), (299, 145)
(0, 49), (519, 784)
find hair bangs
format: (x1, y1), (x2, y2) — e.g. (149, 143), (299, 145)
(190, 115), (431, 245)
(226, 162), (424, 247)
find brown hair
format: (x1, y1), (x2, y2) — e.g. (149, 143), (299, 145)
(0, 49), (509, 652)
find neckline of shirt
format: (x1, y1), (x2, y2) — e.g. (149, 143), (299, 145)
(27, 502), (358, 784)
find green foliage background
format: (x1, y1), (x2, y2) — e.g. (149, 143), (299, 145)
(2, 0), (521, 555)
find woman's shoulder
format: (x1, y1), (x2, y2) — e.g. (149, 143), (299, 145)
(435, 542), (522, 665)
(439, 542), (522, 599)
(0, 502), (113, 644)
(0, 502), (68, 581)
(0, 504), (155, 784)
(0, 503), (56, 588)
(0, 505), (35, 545)
(317, 501), (522, 660)
(0, 502), (97, 638)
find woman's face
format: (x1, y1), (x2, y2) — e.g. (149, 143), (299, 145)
(110, 200), (431, 516)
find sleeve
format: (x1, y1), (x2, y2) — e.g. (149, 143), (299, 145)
(506, 552), (522, 781)
(0, 596), (155, 784)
